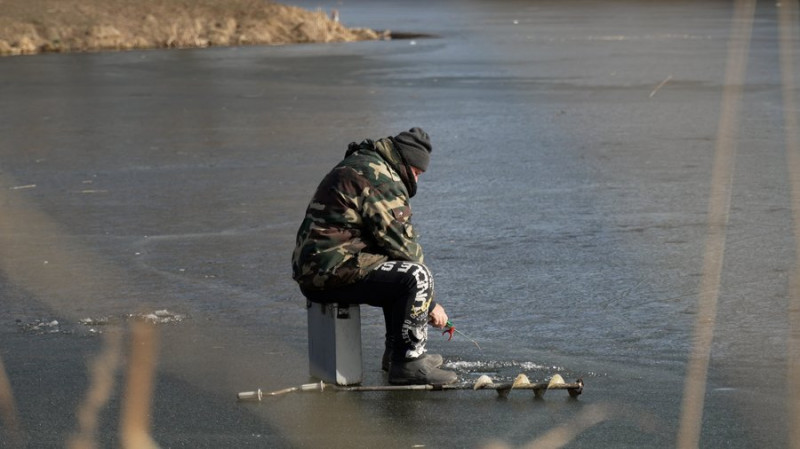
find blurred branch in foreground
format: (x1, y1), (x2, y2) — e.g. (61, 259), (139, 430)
(0, 353), (24, 448)
(120, 320), (161, 449)
(778, 0), (800, 448)
(67, 330), (123, 449)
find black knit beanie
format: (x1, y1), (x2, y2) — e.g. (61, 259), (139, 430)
(393, 127), (432, 172)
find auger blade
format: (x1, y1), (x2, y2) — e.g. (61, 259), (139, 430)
(512, 373), (531, 388)
(548, 374), (566, 388)
(473, 375), (494, 390)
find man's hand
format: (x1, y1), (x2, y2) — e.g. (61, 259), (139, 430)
(428, 303), (448, 329)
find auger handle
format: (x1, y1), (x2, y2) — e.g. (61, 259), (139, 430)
(237, 389), (263, 401)
(237, 381), (325, 401)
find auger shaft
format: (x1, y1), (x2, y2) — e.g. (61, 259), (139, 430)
(237, 375), (583, 401)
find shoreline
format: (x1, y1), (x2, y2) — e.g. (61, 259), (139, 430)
(0, 0), (387, 57)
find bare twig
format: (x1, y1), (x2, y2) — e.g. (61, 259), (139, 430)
(649, 75), (673, 98)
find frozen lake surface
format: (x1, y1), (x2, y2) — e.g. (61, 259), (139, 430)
(1, 0), (797, 447)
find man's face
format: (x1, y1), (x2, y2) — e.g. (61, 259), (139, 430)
(411, 166), (424, 183)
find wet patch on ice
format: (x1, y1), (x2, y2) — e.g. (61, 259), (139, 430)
(440, 359), (600, 385)
(15, 309), (186, 336)
(15, 318), (66, 334)
(132, 309), (186, 324)
(79, 309), (185, 333)
(442, 359), (566, 383)
(445, 360), (550, 372)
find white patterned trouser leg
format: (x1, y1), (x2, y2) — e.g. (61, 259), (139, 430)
(374, 261), (434, 359)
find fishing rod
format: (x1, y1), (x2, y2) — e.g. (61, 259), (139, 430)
(237, 374), (583, 401)
(442, 320), (481, 350)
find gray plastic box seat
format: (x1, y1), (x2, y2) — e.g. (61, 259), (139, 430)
(306, 300), (363, 385)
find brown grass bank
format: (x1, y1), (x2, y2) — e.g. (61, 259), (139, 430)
(0, 0), (387, 56)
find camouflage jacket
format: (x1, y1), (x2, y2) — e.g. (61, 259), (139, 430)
(292, 138), (424, 291)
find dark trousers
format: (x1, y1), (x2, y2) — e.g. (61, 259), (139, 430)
(303, 261), (435, 361)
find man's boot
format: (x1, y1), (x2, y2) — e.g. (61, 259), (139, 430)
(388, 354), (457, 385)
(382, 349), (443, 371)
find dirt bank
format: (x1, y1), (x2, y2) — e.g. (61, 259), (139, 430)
(0, 0), (386, 56)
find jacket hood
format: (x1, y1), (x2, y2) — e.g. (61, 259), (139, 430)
(345, 138), (418, 197)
